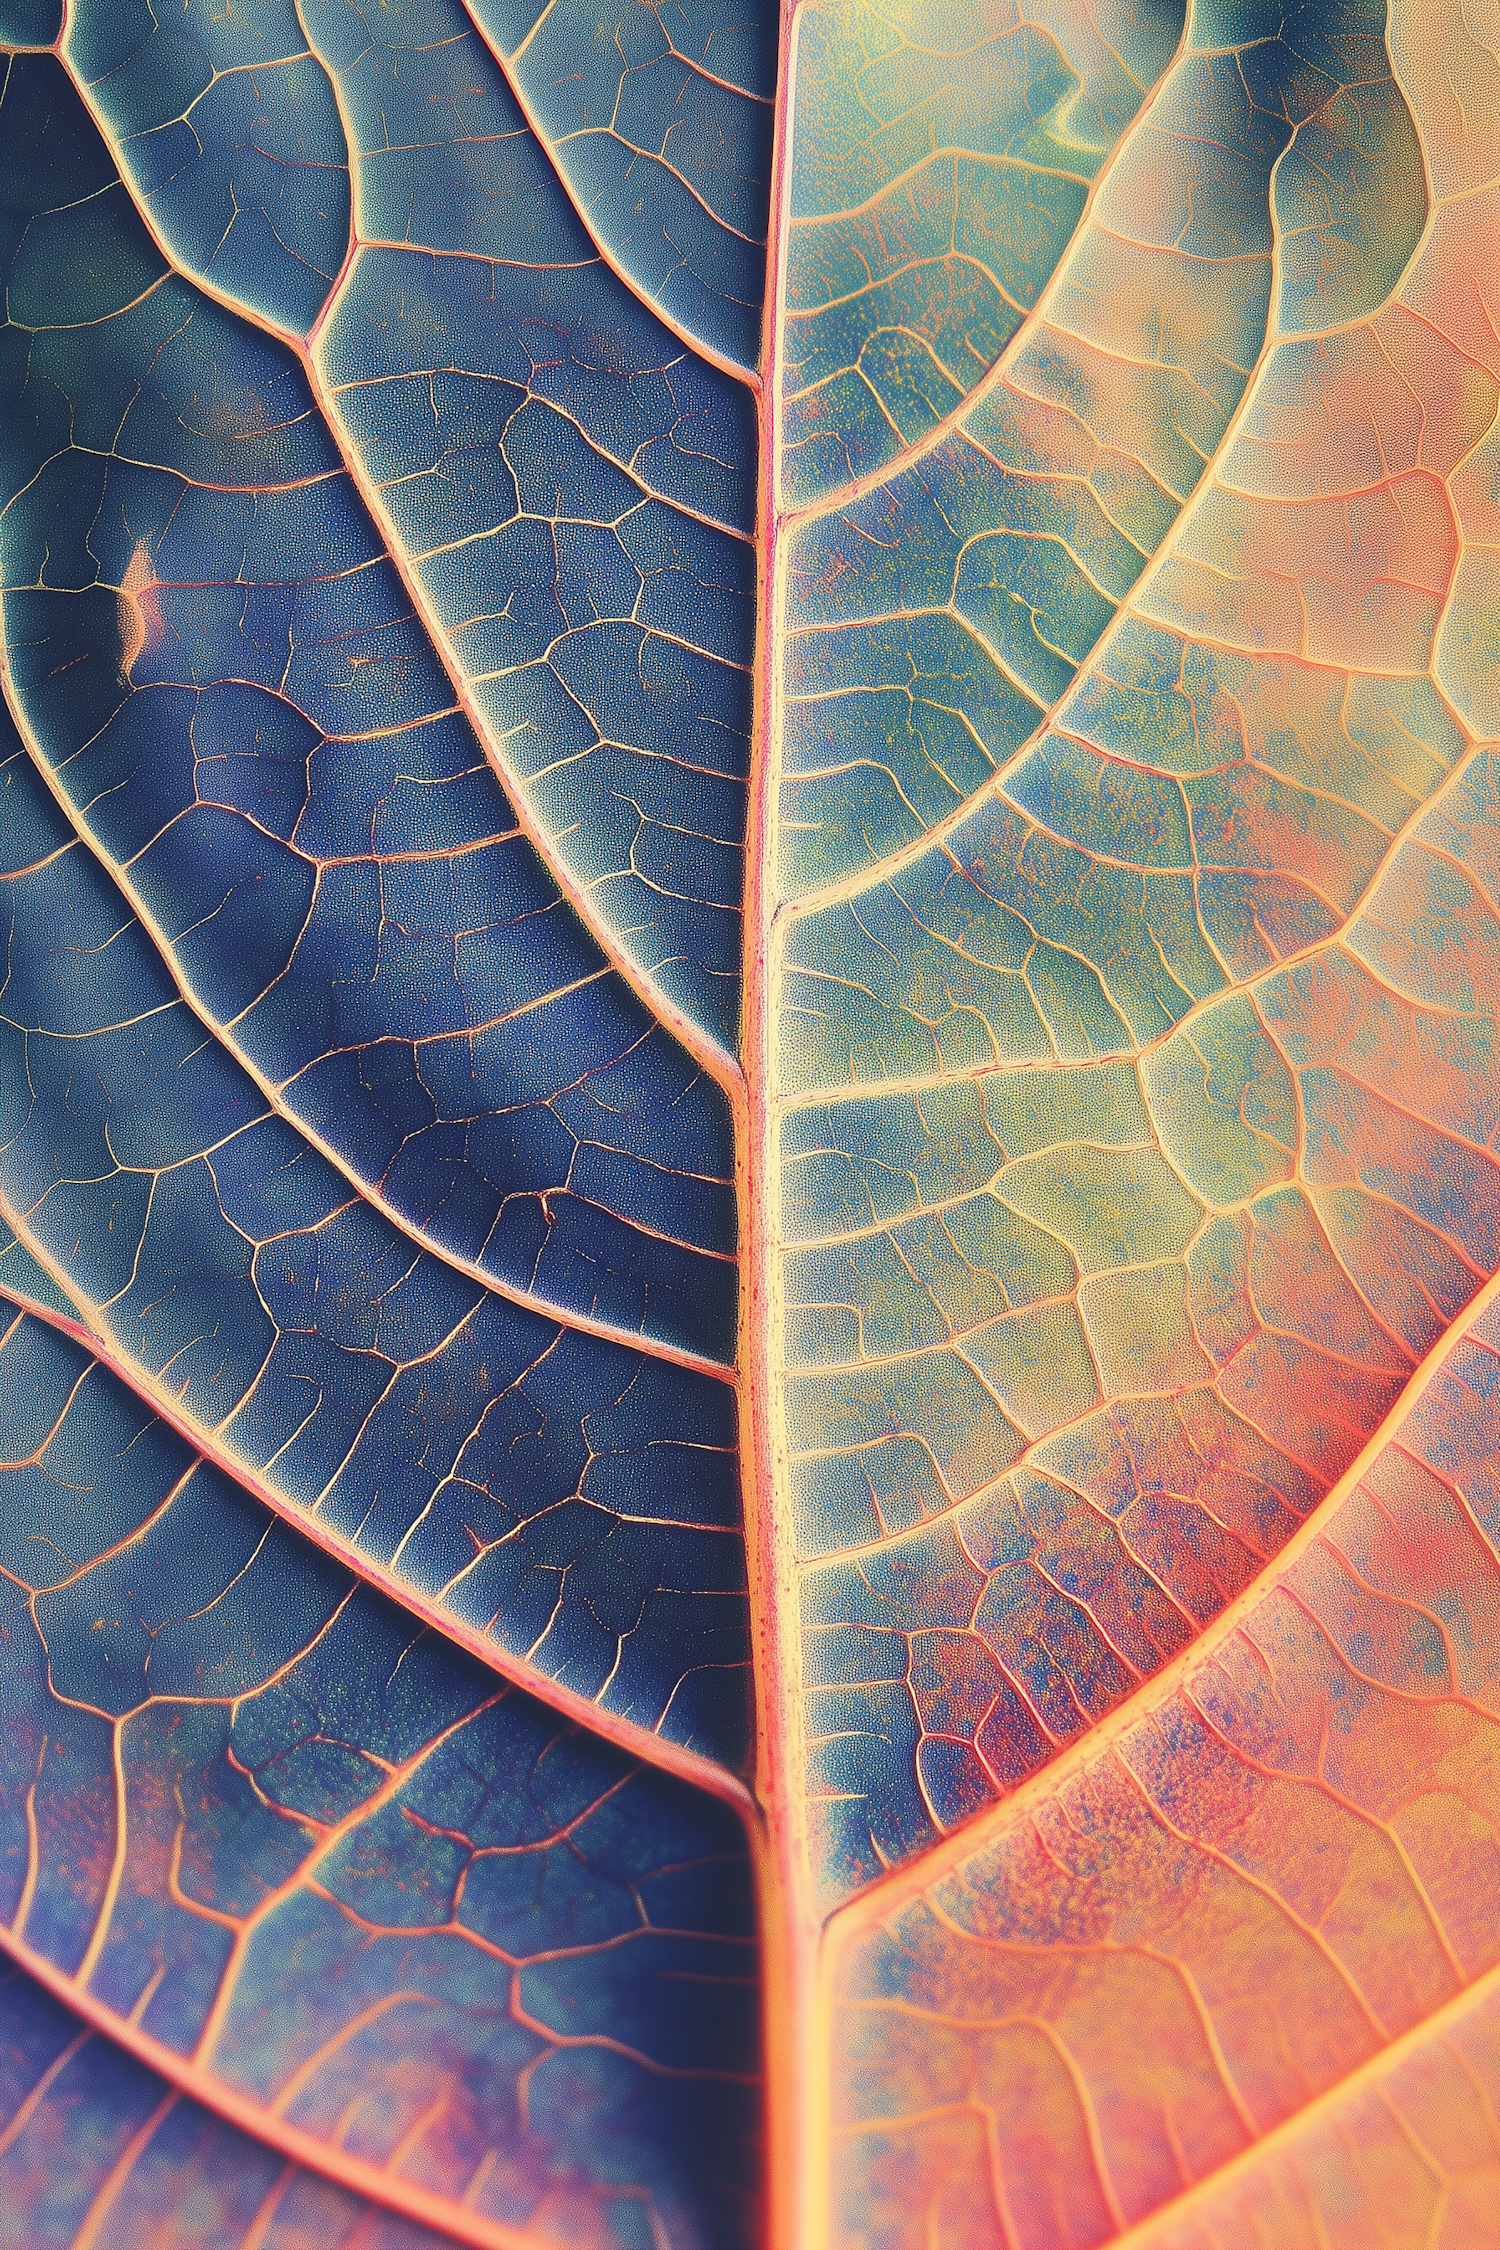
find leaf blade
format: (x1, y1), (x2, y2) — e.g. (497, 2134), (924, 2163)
(0, 530), (751, 1780)
(0, 48), (741, 1364)
(821, 1259), (1500, 2244)
(759, 0), (1488, 1916)
(0, 1951), (490, 2250)
(0, 1294), (763, 2246)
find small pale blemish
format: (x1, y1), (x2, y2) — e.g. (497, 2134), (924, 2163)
(117, 537), (163, 684)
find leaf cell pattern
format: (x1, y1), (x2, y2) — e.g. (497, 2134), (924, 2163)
(464, 0), (777, 375)
(765, 0), (1500, 1913)
(0, 33), (767, 1797)
(0, 690), (750, 1767)
(2, 0), (1500, 2243)
(779, 0), (1188, 511)
(63, 0), (351, 337)
(305, 0), (763, 1062)
(1, 1959), (466, 2250)
(1, 40), (741, 1364)
(1131, 1980), (1500, 2250)
(825, 1271), (1500, 2249)
(0, 1298), (760, 2248)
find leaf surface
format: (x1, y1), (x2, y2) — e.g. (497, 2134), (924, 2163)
(763, 0), (1488, 1913)
(823, 1268), (1500, 2245)
(4, 36), (740, 1362)
(0, 53), (754, 1779)
(0, 1295), (760, 2246)
(1, 1957), (471, 2250)
(3, 0), (1500, 2242)
(753, 0), (1500, 2237)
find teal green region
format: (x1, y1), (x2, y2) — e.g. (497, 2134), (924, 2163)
(779, 612), (1044, 895)
(464, 0), (775, 371)
(780, 0), (1188, 508)
(781, 665), (1500, 1907)
(776, 0), (1427, 906)
(0, 58), (739, 1363)
(0, 1304), (760, 2249)
(776, 0), (1484, 1909)
(64, 0), (350, 336)
(0, 636), (748, 1768)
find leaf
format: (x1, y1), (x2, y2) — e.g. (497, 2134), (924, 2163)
(0, 1297), (759, 2245)
(767, 0), (1473, 1909)
(0, 8), (769, 2234)
(462, 0), (777, 373)
(823, 1269), (1500, 2245)
(0, 685), (749, 1763)
(4, 29), (742, 1364)
(760, 0), (1500, 2235)
(3, 0), (1500, 2243)
(303, 0), (763, 1062)
(759, 0), (1500, 2234)
(1, 1957), (470, 2250)
(778, 0), (1186, 510)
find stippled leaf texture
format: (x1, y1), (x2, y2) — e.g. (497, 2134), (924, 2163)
(0, 0), (1498, 2244)
(0, 0), (766, 2239)
(760, 0), (1500, 2241)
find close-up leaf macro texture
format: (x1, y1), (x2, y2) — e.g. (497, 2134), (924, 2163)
(0, 0), (1499, 2241)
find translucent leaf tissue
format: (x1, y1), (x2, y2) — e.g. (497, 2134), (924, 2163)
(1, 1), (1499, 2244)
